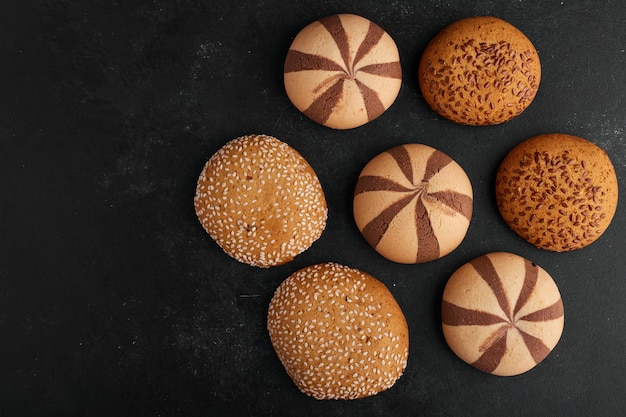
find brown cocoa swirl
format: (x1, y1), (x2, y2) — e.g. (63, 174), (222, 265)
(354, 176), (414, 194)
(360, 193), (417, 250)
(386, 146), (413, 183)
(359, 62), (402, 78)
(442, 256), (564, 373)
(415, 198), (439, 262)
(355, 146), (472, 263)
(285, 15), (401, 124)
(284, 50), (345, 73)
(355, 79), (385, 121)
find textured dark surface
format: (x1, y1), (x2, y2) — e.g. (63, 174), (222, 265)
(2, 0), (625, 416)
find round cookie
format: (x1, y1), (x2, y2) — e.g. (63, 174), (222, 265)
(495, 133), (618, 251)
(442, 252), (564, 376)
(267, 262), (409, 399)
(284, 14), (402, 129)
(353, 144), (473, 264)
(194, 134), (327, 268)
(418, 16), (540, 125)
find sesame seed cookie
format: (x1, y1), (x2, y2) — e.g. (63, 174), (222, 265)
(418, 16), (540, 125)
(267, 263), (409, 399)
(194, 134), (327, 267)
(442, 252), (564, 376)
(284, 14), (402, 129)
(495, 133), (618, 251)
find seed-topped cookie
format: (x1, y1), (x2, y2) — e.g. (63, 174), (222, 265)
(267, 263), (409, 399)
(495, 133), (618, 251)
(284, 14), (402, 129)
(194, 134), (327, 267)
(418, 16), (540, 125)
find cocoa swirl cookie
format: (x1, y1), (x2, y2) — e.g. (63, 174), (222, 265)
(442, 252), (564, 376)
(194, 134), (327, 267)
(353, 144), (473, 264)
(284, 14), (402, 129)
(418, 16), (540, 125)
(495, 133), (618, 251)
(267, 263), (409, 400)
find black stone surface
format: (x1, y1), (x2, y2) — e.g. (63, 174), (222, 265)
(2, 0), (625, 416)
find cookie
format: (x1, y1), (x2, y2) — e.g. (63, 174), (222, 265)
(353, 144), (473, 264)
(194, 134), (327, 267)
(267, 262), (409, 399)
(442, 252), (564, 376)
(418, 16), (540, 125)
(495, 133), (618, 251)
(284, 14), (402, 129)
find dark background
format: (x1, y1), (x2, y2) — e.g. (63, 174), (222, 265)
(2, 0), (625, 416)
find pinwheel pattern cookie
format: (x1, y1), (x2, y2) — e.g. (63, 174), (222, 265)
(284, 14), (402, 129)
(353, 144), (473, 263)
(442, 252), (564, 376)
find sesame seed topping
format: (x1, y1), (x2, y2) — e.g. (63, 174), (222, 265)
(194, 135), (327, 267)
(267, 263), (409, 399)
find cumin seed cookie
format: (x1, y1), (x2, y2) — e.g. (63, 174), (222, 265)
(194, 134), (327, 267)
(495, 133), (618, 251)
(267, 262), (409, 399)
(418, 16), (540, 125)
(442, 252), (564, 376)
(353, 144), (473, 264)
(284, 14), (402, 129)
